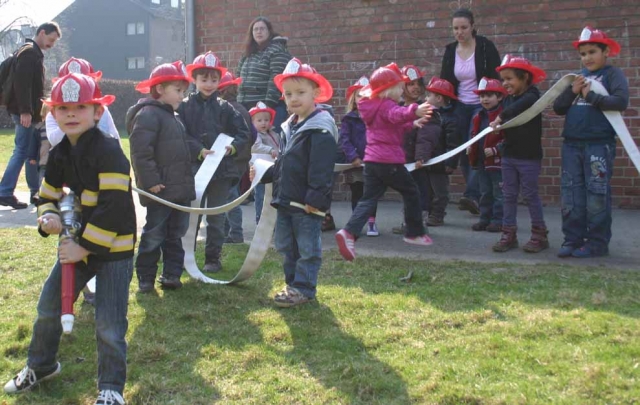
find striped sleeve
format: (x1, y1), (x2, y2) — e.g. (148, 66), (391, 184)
(78, 146), (134, 255)
(36, 149), (64, 231)
(265, 49), (291, 106)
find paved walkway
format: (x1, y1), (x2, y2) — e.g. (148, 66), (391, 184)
(2, 191), (639, 269)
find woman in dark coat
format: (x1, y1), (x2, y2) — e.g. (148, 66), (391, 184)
(440, 8), (501, 214)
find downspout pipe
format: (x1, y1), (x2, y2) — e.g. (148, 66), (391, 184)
(185, 0), (195, 62)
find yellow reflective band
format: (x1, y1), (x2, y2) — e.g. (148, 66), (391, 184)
(99, 173), (130, 192)
(82, 223), (116, 248)
(37, 202), (60, 217)
(81, 189), (99, 207)
(39, 180), (62, 201)
(110, 234), (134, 253)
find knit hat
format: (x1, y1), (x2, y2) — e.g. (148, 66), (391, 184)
(274, 57), (333, 103)
(135, 61), (190, 94)
(495, 54), (546, 84)
(43, 73), (115, 106)
(572, 26), (621, 57)
(249, 101), (276, 127)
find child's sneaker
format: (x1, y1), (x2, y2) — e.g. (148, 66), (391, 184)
(335, 229), (356, 261)
(426, 215), (444, 227)
(557, 243), (577, 258)
(571, 245), (609, 258)
(95, 389), (125, 405)
(403, 234), (433, 246)
(4, 363), (61, 394)
(366, 221), (379, 237)
(273, 286), (312, 308)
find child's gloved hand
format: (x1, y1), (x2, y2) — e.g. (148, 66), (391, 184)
(38, 213), (62, 235)
(58, 239), (90, 264)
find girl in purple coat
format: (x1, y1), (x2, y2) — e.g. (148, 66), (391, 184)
(339, 76), (379, 236)
(335, 63), (433, 262)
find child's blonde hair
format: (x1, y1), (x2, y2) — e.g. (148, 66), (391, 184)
(377, 82), (404, 100)
(346, 91), (359, 112)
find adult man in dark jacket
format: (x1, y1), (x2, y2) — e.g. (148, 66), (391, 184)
(0, 22), (61, 209)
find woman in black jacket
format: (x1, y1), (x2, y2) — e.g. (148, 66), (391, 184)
(440, 8), (501, 214)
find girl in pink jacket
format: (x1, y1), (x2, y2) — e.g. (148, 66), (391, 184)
(335, 63), (433, 262)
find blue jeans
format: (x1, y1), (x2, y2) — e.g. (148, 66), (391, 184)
(0, 115), (40, 196)
(136, 203), (189, 282)
(346, 162), (425, 238)
(272, 100), (289, 131)
(561, 141), (615, 253)
(502, 157), (545, 228)
(224, 185), (243, 240)
(274, 208), (323, 298)
(455, 103), (482, 201)
(477, 169), (503, 225)
(254, 183), (265, 223)
(28, 257), (133, 394)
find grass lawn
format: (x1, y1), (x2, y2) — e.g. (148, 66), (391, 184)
(1, 129), (639, 404)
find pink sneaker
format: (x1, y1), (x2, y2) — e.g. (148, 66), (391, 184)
(335, 229), (356, 261)
(403, 234), (433, 246)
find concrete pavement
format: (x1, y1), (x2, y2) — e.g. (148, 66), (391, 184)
(2, 191), (638, 270)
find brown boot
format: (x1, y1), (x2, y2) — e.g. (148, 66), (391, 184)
(522, 226), (549, 253)
(492, 225), (518, 252)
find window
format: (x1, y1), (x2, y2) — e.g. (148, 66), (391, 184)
(151, 0), (160, 4)
(171, 0), (179, 7)
(127, 57), (145, 70)
(126, 22), (144, 35)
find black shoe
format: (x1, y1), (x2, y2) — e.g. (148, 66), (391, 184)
(321, 213), (336, 232)
(159, 276), (182, 290)
(4, 363), (61, 394)
(30, 192), (40, 205)
(0, 195), (28, 209)
(138, 280), (155, 293)
(224, 236), (244, 244)
(459, 197), (480, 215)
(203, 260), (222, 273)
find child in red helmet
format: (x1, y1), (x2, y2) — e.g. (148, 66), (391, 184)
(401, 65), (426, 105)
(251, 57), (338, 307)
(467, 77), (507, 232)
(490, 55), (548, 253)
(335, 63), (433, 262)
(3, 73), (136, 405)
(178, 52), (251, 273)
(553, 26), (628, 258)
(340, 76), (380, 236)
(250, 101), (280, 224)
(218, 71), (255, 244)
(45, 57), (119, 147)
(127, 61), (204, 293)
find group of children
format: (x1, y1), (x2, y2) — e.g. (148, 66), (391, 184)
(3, 25), (629, 405)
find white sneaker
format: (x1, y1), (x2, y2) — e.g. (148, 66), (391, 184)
(366, 222), (379, 237)
(95, 389), (125, 405)
(335, 229), (356, 261)
(4, 363), (61, 394)
(403, 234), (433, 246)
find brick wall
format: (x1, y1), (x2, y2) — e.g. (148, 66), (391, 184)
(195, 0), (640, 208)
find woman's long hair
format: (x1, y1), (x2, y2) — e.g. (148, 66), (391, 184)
(243, 17), (279, 57)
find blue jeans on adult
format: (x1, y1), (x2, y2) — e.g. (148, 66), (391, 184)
(0, 115), (40, 197)
(501, 157), (545, 228)
(254, 183), (265, 223)
(345, 162), (425, 238)
(224, 185), (244, 240)
(274, 208), (323, 299)
(136, 203), (189, 282)
(455, 103), (482, 202)
(477, 169), (503, 225)
(561, 141), (615, 253)
(28, 257), (133, 395)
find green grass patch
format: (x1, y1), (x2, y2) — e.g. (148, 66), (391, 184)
(0, 227), (639, 404)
